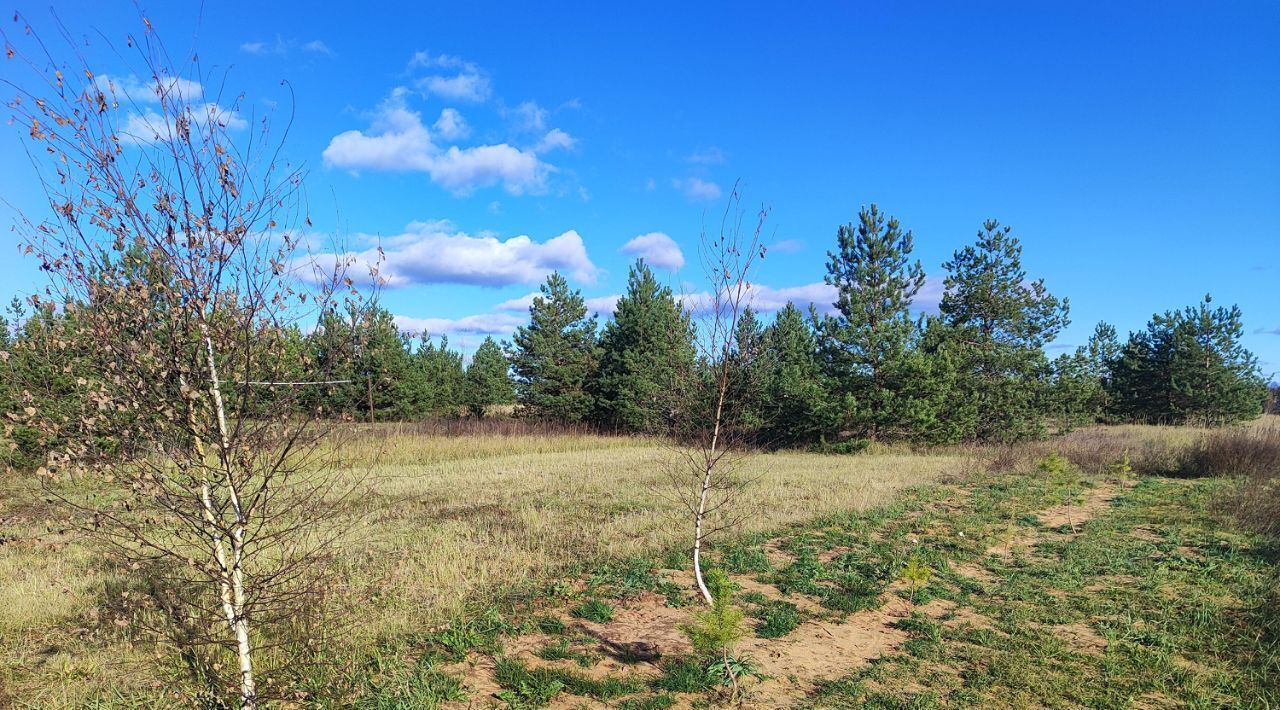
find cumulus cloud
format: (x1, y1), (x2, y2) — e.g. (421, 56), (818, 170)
(672, 177), (722, 202)
(409, 52), (491, 102)
(620, 232), (684, 271)
(586, 295), (620, 316)
(394, 312), (524, 338)
(432, 108), (470, 141)
(323, 93), (553, 195)
(94, 74), (246, 145)
(535, 128), (576, 153)
(300, 220), (598, 288)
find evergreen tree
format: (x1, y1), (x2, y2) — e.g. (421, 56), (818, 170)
(464, 337), (515, 417)
(726, 307), (769, 431)
(411, 334), (466, 417)
(758, 303), (831, 448)
(594, 260), (697, 433)
(508, 272), (599, 422)
(940, 219), (1068, 442)
(1110, 295), (1267, 425)
(822, 204), (932, 441)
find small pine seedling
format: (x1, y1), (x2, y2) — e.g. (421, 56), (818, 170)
(900, 554), (931, 603)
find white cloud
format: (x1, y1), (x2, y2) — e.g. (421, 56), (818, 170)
(686, 146), (727, 164)
(495, 290), (617, 317)
(239, 36), (333, 57)
(394, 312), (524, 338)
(408, 52), (492, 102)
(97, 74), (246, 145)
(301, 40), (334, 56)
(768, 239), (804, 254)
(418, 73), (491, 102)
(586, 295), (620, 316)
(96, 73), (204, 104)
(680, 276), (945, 318)
(620, 232), (684, 271)
(510, 100), (548, 132)
(433, 108), (470, 141)
(431, 143), (547, 195)
(496, 292), (539, 312)
(915, 276), (945, 314)
(672, 177), (722, 202)
(535, 128), (576, 153)
(323, 93), (553, 195)
(300, 221), (598, 288)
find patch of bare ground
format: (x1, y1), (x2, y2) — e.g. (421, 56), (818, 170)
(1050, 622), (1108, 656)
(733, 576), (828, 616)
(1131, 525), (1162, 541)
(951, 560), (999, 586)
(987, 482), (1119, 557)
(741, 593), (914, 708)
(443, 655), (504, 709)
(761, 539), (794, 568)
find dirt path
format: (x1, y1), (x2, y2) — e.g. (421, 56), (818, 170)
(447, 479), (1129, 709)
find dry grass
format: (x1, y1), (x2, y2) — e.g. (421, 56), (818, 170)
(0, 430), (960, 705)
(7, 419), (1272, 705)
(327, 438), (962, 640)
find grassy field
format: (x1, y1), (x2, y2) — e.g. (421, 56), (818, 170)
(1, 422), (1276, 707)
(0, 429), (964, 706)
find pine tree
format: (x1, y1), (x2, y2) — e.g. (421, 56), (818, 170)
(821, 205), (931, 441)
(1110, 295), (1267, 425)
(594, 260), (697, 433)
(508, 272), (599, 423)
(411, 334), (466, 417)
(940, 219), (1068, 442)
(726, 307), (769, 432)
(758, 303), (831, 447)
(464, 337), (515, 417)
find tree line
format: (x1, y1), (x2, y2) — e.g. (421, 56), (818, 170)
(4, 205), (1268, 468)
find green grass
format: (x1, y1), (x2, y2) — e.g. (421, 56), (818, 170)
(801, 475), (1280, 708)
(570, 598), (614, 623)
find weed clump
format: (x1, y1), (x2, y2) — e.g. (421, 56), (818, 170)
(571, 598), (614, 623)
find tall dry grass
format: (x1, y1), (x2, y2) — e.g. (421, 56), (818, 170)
(0, 432), (961, 704)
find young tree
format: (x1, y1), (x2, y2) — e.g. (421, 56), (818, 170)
(2, 17), (367, 706)
(940, 220), (1069, 442)
(464, 336), (515, 417)
(594, 260), (696, 434)
(821, 205), (930, 440)
(1110, 295), (1267, 425)
(758, 303), (831, 448)
(411, 333), (467, 417)
(508, 272), (598, 423)
(666, 187), (767, 605)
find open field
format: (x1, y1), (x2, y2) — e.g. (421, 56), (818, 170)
(1, 421), (1277, 707)
(0, 429), (965, 706)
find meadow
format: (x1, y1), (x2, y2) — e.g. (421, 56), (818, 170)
(1, 420), (1276, 707)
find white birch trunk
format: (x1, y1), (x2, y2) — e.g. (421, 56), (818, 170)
(202, 332), (257, 708)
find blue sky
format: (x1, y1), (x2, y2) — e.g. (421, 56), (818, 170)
(2, 1), (1277, 372)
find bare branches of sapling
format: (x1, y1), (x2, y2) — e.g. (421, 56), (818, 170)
(2, 13), (374, 707)
(665, 182), (769, 604)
